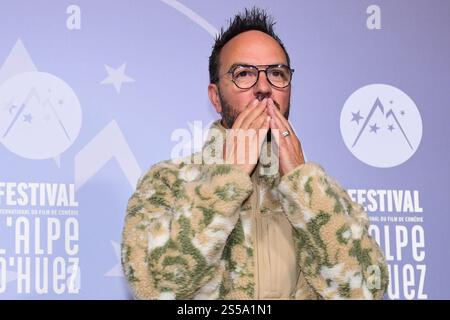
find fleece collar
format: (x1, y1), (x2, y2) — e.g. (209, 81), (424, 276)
(202, 120), (281, 188)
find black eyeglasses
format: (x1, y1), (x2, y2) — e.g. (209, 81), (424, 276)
(221, 64), (294, 89)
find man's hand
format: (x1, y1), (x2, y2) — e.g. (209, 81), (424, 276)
(267, 98), (305, 177)
(223, 98), (271, 176)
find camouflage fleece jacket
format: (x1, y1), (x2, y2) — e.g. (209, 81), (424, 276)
(121, 120), (389, 300)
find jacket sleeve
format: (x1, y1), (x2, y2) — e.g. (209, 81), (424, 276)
(277, 162), (389, 299)
(121, 161), (253, 299)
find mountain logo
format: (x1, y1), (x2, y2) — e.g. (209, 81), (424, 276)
(0, 71), (82, 160)
(340, 84), (422, 168)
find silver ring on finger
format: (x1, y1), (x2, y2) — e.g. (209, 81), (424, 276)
(282, 130), (291, 138)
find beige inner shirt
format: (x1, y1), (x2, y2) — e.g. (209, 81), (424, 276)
(251, 171), (299, 299)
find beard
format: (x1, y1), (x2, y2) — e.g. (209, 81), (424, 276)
(218, 90), (290, 130)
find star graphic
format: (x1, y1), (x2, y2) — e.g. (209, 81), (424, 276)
(369, 123), (380, 133)
(350, 111), (364, 125)
(388, 124), (395, 132)
(100, 63), (135, 93)
(23, 113), (33, 123)
(104, 240), (124, 277)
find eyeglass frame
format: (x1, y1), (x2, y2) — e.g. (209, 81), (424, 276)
(218, 63), (295, 89)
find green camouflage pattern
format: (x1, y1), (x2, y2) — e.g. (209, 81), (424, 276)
(121, 120), (389, 299)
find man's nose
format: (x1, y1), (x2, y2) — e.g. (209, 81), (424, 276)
(254, 71), (272, 101)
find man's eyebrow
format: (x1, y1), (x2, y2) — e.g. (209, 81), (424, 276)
(228, 62), (252, 69)
(228, 62), (288, 69)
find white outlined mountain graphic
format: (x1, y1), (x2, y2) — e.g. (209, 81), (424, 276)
(2, 87), (40, 138)
(2, 87), (73, 143)
(0, 72), (82, 160)
(340, 84), (422, 168)
(352, 97), (413, 150)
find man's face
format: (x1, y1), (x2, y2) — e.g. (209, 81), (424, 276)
(215, 30), (291, 128)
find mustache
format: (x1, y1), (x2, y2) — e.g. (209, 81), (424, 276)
(255, 96), (281, 111)
(218, 89), (289, 129)
(271, 100), (281, 110)
(256, 95), (280, 107)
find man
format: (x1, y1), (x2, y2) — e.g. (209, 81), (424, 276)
(121, 7), (388, 300)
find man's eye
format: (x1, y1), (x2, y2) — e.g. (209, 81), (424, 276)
(270, 70), (284, 78)
(236, 70), (250, 78)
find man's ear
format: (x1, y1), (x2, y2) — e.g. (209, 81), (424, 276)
(208, 83), (222, 114)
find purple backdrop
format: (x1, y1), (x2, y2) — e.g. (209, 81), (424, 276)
(0, 0), (449, 299)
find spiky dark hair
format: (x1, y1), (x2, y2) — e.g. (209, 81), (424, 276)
(209, 7), (290, 84)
